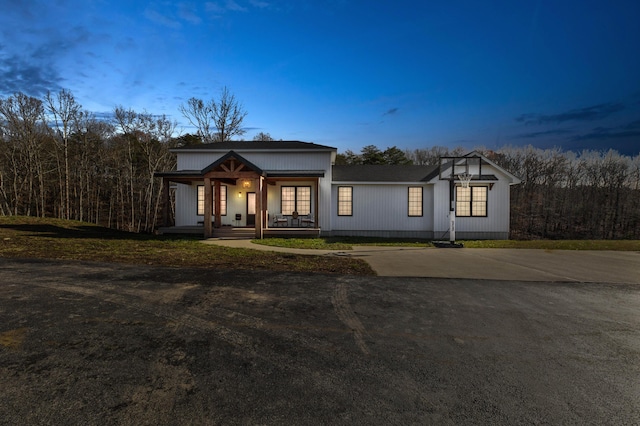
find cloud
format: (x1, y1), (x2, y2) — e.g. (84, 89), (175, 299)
(225, 0), (248, 11)
(572, 123), (640, 142)
(205, 0), (253, 16)
(250, 0), (270, 7)
(178, 3), (203, 24)
(516, 102), (625, 125)
(144, 8), (182, 29)
(563, 119), (640, 155)
(623, 119), (640, 130)
(515, 129), (572, 139)
(0, 55), (62, 97)
(383, 107), (398, 116)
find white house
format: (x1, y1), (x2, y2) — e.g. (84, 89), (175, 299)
(156, 141), (521, 239)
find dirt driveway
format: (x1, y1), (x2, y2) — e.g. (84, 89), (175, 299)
(1, 257), (639, 425)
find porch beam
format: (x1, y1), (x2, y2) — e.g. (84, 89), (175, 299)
(205, 171), (261, 179)
(203, 177), (213, 238)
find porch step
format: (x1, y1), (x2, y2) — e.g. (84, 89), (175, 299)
(212, 227), (255, 239)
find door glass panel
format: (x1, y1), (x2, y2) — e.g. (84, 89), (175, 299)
(247, 193), (256, 214)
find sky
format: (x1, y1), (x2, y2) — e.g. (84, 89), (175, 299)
(1, 0), (639, 156)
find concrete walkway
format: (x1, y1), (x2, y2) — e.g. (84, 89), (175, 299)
(203, 239), (640, 284)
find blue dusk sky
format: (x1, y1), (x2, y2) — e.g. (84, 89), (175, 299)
(2, 0), (639, 155)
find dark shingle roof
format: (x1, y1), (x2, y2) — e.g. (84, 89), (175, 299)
(332, 165), (439, 182)
(172, 141), (336, 152)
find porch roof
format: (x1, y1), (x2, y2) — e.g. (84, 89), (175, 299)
(264, 170), (325, 178)
(154, 170), (325, 180)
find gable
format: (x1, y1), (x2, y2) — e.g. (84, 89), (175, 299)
(201, 151), (264, 175)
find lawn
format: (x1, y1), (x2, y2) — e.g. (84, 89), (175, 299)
(463, 239), (640, 250)
(252, 236), (640, 251)
(0, 216), (374, 275)
(252, 237), (432, 250)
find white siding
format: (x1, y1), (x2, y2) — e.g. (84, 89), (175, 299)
(177, 151), (330, 171)
(330, 184), (433, 234)
(173, 150), (334, 229)
(433, 163), (513, 239)
(175, 182), (202, 226)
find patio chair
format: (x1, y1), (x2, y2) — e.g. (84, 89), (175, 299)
(273, 214), (288, 227)
(300, 214), (315, 227)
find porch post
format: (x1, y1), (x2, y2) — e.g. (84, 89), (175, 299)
(214, 180), (221, 228)
(255, 176), (263, 239)
(204, 177), (213, 238)
(314, 177), (319, 228)
(161, 177), (170, 227)
(262, 180), (268, 229)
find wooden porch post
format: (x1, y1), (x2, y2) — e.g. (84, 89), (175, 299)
(162, 177), (170, 227)
(314, 177), (319, 228)
(262, 178), (268, 230)
(204, 177), (213, 238)
(214, 180), (221, 228)
(255, 176), (263, 239)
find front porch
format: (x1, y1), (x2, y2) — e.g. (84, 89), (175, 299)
(155, 150), (325, 239)
(158, 225), (321, 238)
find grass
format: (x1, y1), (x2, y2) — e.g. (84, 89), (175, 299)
(253, 236), (640, 251)
(0, 216), (374, 275)
(462, 239), (640, 251)
(252, 237), (432, 250)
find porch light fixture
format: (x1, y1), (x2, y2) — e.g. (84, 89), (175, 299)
(241, 179), (252, 189)
(238, 191), (242, 198)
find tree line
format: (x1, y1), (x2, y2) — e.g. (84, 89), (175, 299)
(0, 88), (248, 233)
(333, 145), (640, 239)
(409, 146), (640, 239)
(1, 89), (639, 238)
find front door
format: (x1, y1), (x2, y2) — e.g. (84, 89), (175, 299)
(246, 192), (256, 226)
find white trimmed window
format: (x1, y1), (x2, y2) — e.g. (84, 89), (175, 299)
(408, 187), (423, 217)
(197, 185), (227, 215)
(338, 186), (353, 216)
(281, 186), (311, 215)
(456, 186), (487, 217)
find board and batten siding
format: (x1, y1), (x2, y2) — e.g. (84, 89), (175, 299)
(432, 164), (512, 239)
(177, 151), (330, 172)
(329, 184), (434, 238)
(174, 150), (334, 230)
(175, 183), (199, 226)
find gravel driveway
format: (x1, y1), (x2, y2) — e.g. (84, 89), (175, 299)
(1, 257), (639, 425)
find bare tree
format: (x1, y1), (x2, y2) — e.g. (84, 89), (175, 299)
(253, 132), (274, 141)
(0, 93), (48, 216)
(46, 89), (81, 219)
(179, 86), (247, 143)
(178, 98), (214, 143)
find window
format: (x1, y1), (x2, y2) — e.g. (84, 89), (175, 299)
(338, 186), (352, 216)
(408, 187), (423, 217)
(456, 186), (487, 217)
(218, 185), (227, 216)
(197, 185), (205, 216)
(281, 186), (311, 215)
(197, 185), (227, 215)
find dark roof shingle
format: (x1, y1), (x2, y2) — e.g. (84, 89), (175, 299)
(332, 165), (439, 182)
(172, 141), (336, 151)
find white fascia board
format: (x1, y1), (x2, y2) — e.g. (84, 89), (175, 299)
(332, 181), (433, 185)
(172, 148), (335, 154)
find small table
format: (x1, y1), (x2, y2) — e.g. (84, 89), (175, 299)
(291, 212), (300, 227)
